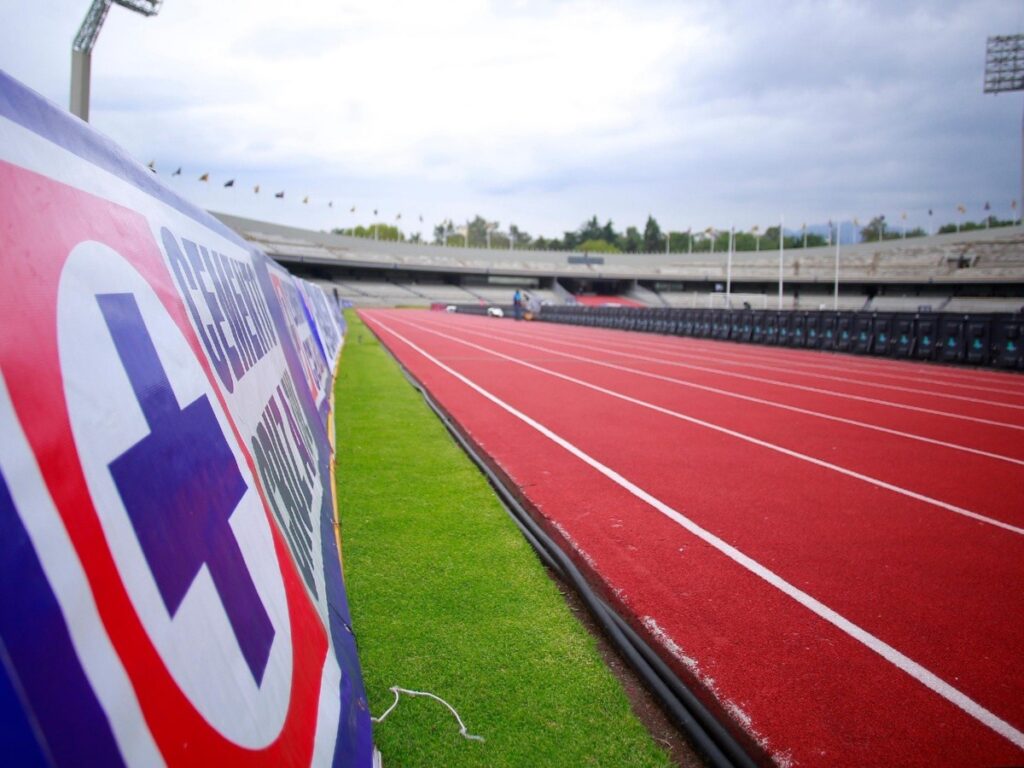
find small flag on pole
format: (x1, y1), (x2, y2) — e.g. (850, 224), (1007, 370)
(275, 191), (285, 198)
(224, 179), (235, 188)
(199, 173), (209, 182)
(172, 167), (182, 176)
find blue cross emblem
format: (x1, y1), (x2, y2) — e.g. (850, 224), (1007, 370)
(98, 293), (274, 684)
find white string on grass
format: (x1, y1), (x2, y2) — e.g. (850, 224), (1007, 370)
(372, 686), (485, 743)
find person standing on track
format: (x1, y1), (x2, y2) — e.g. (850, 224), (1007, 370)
(513, 288), (523, 320)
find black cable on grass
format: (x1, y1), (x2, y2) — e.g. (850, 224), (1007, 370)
(384, 354), (758, 768)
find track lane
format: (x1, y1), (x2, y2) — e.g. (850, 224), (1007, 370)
(405, 314), (1024, 527)
(433, 314), (1024, 461)
(533, 320), (1024, 407)
(362, 310), (1024, 767)
(483, 317), (1024, 444)
(376, 313), (1024, 716)
(564, 323), (1024, 396)
(543, 330), (1024, 419)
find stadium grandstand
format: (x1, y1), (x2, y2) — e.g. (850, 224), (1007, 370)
(216, 212), (1023, 311)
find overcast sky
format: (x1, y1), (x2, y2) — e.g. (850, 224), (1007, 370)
(1, 0), (1021, 239)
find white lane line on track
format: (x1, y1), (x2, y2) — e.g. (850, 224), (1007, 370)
(528, 318), (1024, 394)
(534, 328), (1024, 410)
(411, 316), (1024, 468)
(393, 315), (1024, 536)
(452, 318), (1024, 432)
(714, 348), (1024, 397)
(570, 329), (1024, 398)
(366, 313), (1024, 751)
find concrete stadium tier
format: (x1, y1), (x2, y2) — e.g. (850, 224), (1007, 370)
(215, 212), (1024, 311)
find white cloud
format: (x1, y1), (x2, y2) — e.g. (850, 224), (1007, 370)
(0, 0), (1020, 236)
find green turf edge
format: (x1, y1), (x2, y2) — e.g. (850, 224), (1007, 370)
(334, 309), (674, 768)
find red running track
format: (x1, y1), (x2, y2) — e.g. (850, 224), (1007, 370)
(360, 309), (1024, 768)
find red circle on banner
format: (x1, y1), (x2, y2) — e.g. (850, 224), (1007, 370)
(0, 163), (328, 765)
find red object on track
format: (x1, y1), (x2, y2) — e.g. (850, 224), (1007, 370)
(573, 295), (647, 308)
(361, 308), (1024, 768)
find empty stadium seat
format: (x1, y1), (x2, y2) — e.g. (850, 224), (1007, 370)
(852, 314), (874, 355)
(804, 313), (821, 348)
(938, 316), (965, 363)
(893, 317), (914, 357)
(991, 317), (1024, 369)
(703, 309), (716, 338)
(776, 313), (790, 345)
(835, 313), (854, 352)
(787, 313), (806, 347)
(964, 316), (991, 366)
(695, 309), (713, 338)
(914, 314), (939, 360)
(751, 313), (766, 344)
(712, 310), (730, 340)
(725, 311), (741, 342)
(764, 313), (780, 345)
(872, 314), (894, 356)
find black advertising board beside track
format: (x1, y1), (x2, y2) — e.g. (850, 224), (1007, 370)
(511, 306), (1024, 370)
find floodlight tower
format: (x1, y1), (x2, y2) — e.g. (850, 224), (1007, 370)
(71, 0), (163, 121)
(984, 34), (1024, 225)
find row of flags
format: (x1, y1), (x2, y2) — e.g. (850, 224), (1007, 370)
(144, 161), (426, 221)
(144, 161), (1018, 234)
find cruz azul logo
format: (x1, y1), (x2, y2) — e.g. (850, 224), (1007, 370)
(0, 165), (333, 764)
(58, 242), (291, 733)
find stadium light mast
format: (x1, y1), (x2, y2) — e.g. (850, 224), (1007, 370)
(71, 0), (163, 121)
(984, 34), (1024, 225)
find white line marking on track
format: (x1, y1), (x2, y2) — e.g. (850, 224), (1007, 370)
(396, 316), (1024, 535)
(452, 318), (1024, 432)
(578, 329), (1024, 397)
(538, 327), (1024, 410)
(711, 346), (1024, 397)
(413, 316), (1024, 467)
(527, 317), (1024, 392)
(366, 313), (1024, 751)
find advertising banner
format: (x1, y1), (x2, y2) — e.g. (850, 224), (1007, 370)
(0, 70), (373, 766)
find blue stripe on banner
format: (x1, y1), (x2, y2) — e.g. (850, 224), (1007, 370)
(0, 68), (244, 251)
(0, 468), (126, 767)
(0, 641), (48, 767)
(299, 291), (330, 372)
(319, 479), (375, 767)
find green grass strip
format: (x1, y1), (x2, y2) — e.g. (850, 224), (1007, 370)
(335, 310), (673, 768)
